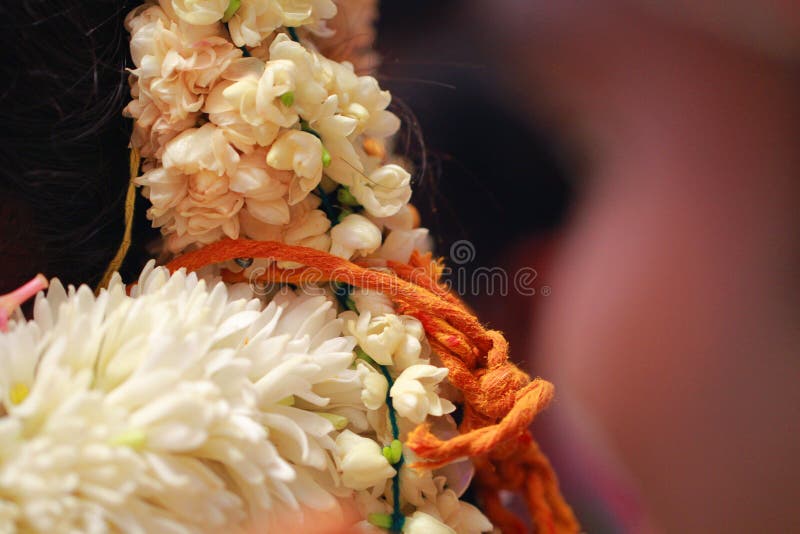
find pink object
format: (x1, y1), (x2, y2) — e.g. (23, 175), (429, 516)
(0, 274), (48, 332)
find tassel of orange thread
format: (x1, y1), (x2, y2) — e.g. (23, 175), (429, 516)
(166, 239), (579, 533)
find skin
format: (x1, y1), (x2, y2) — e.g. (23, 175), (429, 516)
(477, 1), (800, 531)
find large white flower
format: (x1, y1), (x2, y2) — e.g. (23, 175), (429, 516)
(0, 263), (363, 532)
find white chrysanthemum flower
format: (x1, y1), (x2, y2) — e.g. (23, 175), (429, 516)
(0, 263), (364, 532)
(390, 365), (456, 424)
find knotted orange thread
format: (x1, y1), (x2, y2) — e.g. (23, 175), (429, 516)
(166, 239), (579, 534)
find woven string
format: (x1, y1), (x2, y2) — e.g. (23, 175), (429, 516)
(167, 239), (579, 533)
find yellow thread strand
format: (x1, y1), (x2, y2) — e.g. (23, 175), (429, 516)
(96, 146), (140, 293)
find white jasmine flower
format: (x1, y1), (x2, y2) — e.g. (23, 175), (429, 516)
(329, 214), (382, 259)
(334, 430), (395, 491)
(228, 0), (338, 48)
(266, 34), (400, 186)
(399, 448), (440, 508)
(341, 311), (405, 366)
(371, 228), (432, 263)
(205, 57), (298, 151)
(231, 149), (292, 226)
(162, 123), (239, 176)
(369, 204), (418, 232)
(356, 362), (388, 410)
(416, 488), (494, 534)
(125, 5), (240, 156)
(390, 365), (456, 424)
(391, 315), (427, 371)
(403, 511), (455, 534)
(266, 36), (329, 120)
(169, 0), (228, 25)
(309, 0), (379, 73)
(267, 129), (324, 204)
(349, 288), (395, 316)
(342, 310), (426, 370)
(351, 164), (412, 218)
(284, 208), (332, 251)
(137, 124), (247, 251)
(228, 0), (283, 48)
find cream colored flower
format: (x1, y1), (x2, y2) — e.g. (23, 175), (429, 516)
(169, 0), (228, 25)
(390, 365), (455, 424)
(133, 166), (186, 216)
(230, 148), (292, 226)
(266, 35), (329, 119)
(416, 488), (494, 534)
(267, 129), (324, 204)
(403, 512), (455, 534)
(205, 57), (299, 151)
(369, 204), (418, 232)
(266, 34), (400, 187)
(162, 123), (240, 176)
(284, 208), (332, 251)
(371, 228), (432, 263)
(356, 362), (388, 410)
(229, 0), (338, 48)
(341, 311), (405, 366)
(392, 315), (427, 371)
(228, 0), (283, 48)
(349, 288), (395, 317)
(173, 183), (243, 241)
(125, 5), (240, 156)
(351, 164), (412, 218)
(334, 430), (395, 491)
(137, 124), (244, 251)
(329, 214), (382, 259)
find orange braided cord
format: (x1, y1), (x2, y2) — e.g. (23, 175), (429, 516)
(166, 239), (579, 533)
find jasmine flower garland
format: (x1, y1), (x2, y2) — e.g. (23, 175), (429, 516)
(0, 0), (577, 531)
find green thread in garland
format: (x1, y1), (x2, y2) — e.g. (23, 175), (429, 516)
(353, 350), (405, 532)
